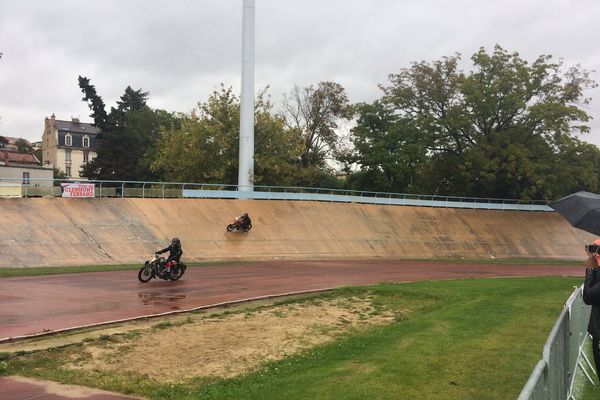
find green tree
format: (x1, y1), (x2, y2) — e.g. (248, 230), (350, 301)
(152, 86), (240, 183)
(345, 101), (428, 193)
(77, 76), (108, 131)
(253, 91), (304, 186)
(379, 45), (597, 198)
(78, 77), (176, 180)
(281, 81), (353, 168)
(14, 138), (33, 153)
(546, 137), (600, 197)
(53, 167), (68, 180)
(153, 86), (304, 186)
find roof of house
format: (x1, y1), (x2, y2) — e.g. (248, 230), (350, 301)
(55, 119), (100, 135)
(0, 150), (41, 165)
(1, 136), (31, 144)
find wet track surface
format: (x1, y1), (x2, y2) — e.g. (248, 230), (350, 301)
(0, 259), (584, 341)
(0, 376), (140, 400)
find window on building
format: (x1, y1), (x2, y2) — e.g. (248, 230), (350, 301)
(65, 166), (71, 177)
(83, 136), (90, 148)
(65, 149), (72, 162)
(22, 172), (30, 186)
(65, 134), (72, 146)
(83, 151), (89, 163)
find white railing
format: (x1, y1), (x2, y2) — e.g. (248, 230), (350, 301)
(0, 177), (553, 211)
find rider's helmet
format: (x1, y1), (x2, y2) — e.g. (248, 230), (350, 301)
(243, 213), (248, 218)
(171, 237), (181, 247)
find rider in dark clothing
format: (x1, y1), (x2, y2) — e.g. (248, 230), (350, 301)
(156, 237), (183, 273)
(238, 213), (251, 230)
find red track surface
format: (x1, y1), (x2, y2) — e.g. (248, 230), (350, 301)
(0, 259), (585, 342)
(0, 259), (586, 399)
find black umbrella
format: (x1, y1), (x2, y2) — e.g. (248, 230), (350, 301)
(550, 191), (600, 236)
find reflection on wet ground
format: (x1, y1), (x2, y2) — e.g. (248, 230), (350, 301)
(138, 292), (187, 309)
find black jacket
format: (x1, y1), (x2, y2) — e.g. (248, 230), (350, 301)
(241, 215), (251, 227)
(156, 244), (183, 262)
(583, 268), (600, 337)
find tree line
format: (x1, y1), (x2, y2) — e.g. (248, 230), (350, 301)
(77, 45), (599, 200)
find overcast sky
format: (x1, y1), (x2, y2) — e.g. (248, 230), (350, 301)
(0, 0), (598, 145)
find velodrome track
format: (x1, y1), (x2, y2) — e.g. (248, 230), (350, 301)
(0, 198), (592, 399)
(0, 259), (584, 342)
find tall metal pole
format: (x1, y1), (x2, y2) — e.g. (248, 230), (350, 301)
(238, 0), (255, 193)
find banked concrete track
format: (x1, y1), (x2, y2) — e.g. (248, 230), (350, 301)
(0, 197), (593, 268)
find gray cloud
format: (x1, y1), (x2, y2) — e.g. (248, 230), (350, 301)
(0, 0), (598, 145)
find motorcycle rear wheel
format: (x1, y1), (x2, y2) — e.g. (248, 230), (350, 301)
(169, 266), (185, 281)
(138, 265), (153, 283)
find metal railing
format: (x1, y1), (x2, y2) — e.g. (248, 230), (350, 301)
(518, 285), (595, 399)
(0, 177), (553, 211)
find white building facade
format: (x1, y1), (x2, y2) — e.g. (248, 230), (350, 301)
(41, 114), (99, 178)
(0, 150), (53, 196)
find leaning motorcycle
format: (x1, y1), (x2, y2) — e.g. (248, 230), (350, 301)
(226, 219), (252, 232)
(138, 254), (187, 283)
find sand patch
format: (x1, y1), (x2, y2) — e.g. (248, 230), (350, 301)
(66, 297), (401, 381)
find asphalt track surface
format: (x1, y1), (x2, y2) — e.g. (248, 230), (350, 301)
(0, 259), (586, 400)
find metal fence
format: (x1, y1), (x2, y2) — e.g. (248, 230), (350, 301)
(518, 286), (596, 400)
(0, 177), (553, 211)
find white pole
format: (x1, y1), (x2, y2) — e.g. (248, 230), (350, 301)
(238, 0), (255, 193)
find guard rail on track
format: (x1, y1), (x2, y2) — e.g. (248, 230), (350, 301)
(0, 177), (553, 211)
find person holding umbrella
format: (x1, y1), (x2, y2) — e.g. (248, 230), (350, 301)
(583, 239), (600, 381)
(552, 192), (600, 380)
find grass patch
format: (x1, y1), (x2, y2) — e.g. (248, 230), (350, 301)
(1, 277), (581, 399)
(576, 340), (600, 400)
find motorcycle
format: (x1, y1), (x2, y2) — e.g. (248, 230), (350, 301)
(138, 254), (187, 283)
(226, 218), (252, 232)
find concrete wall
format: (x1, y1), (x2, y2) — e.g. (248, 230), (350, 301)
(0, 197), (593, 267)
(0, 165), (53, 185)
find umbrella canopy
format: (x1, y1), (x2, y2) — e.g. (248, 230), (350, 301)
(550, 191), (600, 236)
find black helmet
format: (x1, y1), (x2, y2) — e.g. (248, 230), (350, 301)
(171, 237), (181, 247)
(243, 213), (248, 218)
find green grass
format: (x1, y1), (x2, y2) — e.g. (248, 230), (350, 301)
(0, 277), (581, 399)
(0, 257), (583, 278)
(577, 340), (600, 400)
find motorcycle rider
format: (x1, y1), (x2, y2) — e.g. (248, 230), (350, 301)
(156, 237), (183, 274)
(236, 213), (252, 230)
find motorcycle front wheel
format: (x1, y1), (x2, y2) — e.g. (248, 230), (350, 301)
(138, 264), (154, 283)
(226, 224), (235, 232)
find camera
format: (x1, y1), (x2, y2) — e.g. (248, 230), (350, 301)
(586, 244), (600, 254)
